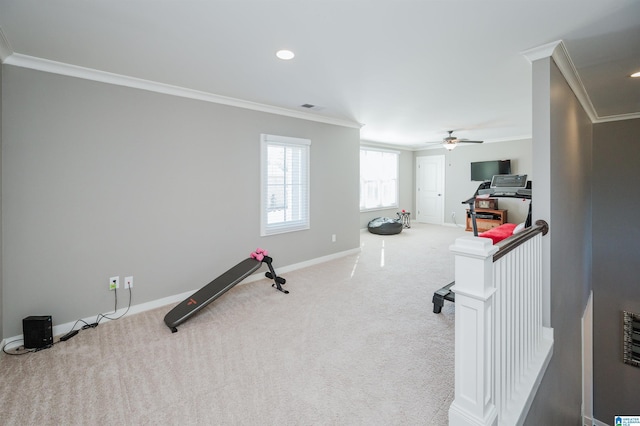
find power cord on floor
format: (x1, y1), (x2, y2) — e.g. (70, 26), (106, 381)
(2, 339), (33, 356)
(96, 286), (132, 324)
(77, 286), (133, 330)
(2, 287), (133, 355)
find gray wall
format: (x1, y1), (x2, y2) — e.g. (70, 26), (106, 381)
(359, 143), (414, 229)
(0, 63), (3, 338)
(1, 65), (360, 338)
(414, 139), (533, 227)
(592, 118), (640, 422)
(525, 57), (593, 424)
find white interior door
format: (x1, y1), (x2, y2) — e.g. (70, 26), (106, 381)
(416, 155), (445, 224)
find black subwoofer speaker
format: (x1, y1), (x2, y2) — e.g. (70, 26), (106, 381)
(23, 315), (53, 349)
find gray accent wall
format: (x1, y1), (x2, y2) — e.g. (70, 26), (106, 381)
(414, 139), (533, 227)
(0, 63), (3, 338)
(525, 56), (593, 424)
(592, 118), (640, 422)
(1, 65), (360, 338)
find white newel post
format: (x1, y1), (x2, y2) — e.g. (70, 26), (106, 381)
(448, 236), (499, 426)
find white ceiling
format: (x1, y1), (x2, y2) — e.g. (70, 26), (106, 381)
(1, 0), (639, 149)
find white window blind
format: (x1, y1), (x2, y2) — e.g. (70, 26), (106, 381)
(261, 134), (311, 236)
(360, 147), (399, 211)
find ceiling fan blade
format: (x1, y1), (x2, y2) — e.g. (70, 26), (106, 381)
(437, 131), (483, 147)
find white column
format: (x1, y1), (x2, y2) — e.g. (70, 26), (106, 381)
(448, 236), (499, 426)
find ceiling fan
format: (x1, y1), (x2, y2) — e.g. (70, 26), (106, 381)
(440, 130), (484, 151)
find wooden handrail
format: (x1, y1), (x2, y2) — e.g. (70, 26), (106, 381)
(493, 219), (549, 262)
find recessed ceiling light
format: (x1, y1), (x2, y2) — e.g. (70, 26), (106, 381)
(631, 71), (640, 78)
(276, 49), (295, 60)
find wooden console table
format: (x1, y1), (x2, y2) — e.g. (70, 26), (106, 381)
(466, 208), (507, 232)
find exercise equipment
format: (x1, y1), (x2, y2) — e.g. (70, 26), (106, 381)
(432, 178), (532, 314)
(397, 210), (411, 228)
(164, 251), (287, 332)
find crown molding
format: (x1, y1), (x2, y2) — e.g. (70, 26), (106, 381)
(521, 40), (640, 123)
(520, 40), (562, 63)
(359, 140), (406, 153)
(597, 112), (640, 122)
(549, 41), (600, 123)
(0, 26), (13, 62)
(3, 53), (363, 129)
(522, 40), (598, 122)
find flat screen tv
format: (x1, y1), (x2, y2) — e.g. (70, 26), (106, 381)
(471, 159), (511, 182)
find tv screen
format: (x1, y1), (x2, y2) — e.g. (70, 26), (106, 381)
(471, 160), (511, 182)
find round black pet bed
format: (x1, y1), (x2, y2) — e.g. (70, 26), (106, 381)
(367, 217), (403, 235)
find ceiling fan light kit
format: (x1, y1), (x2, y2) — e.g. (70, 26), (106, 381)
(439, 130), (484, 150)
(443, 140), (457, 150)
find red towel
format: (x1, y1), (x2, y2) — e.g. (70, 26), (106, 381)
(479, 223), (517, 244)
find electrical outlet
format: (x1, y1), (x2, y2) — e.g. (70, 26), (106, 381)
(332, 234), (336, 243)
(109, 276), (119, 290)
(451, 211), (456, 218)
(124, 276), (133, 289)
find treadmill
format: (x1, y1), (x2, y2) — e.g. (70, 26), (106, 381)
(432, 175), (531, 313)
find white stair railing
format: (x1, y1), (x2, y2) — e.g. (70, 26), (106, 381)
(448, 221), (553, 426)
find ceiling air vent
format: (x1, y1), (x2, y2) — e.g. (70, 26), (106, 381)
(300, 104), (324, 111)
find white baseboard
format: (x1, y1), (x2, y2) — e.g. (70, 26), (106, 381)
(269, 247), (361, 275)
(2, 290), (197, 350)
(582, 291), (594, 425)
(2, 248), (361, 347)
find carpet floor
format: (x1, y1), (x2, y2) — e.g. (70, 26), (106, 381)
(0, 223), (465, 425)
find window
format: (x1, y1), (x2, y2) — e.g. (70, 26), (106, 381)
(360, 147), (399, 211)
(261, 134), (311, 236)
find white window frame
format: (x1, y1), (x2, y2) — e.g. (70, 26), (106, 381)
(360, 147), (399, 212)
(260, 134), (311, 236)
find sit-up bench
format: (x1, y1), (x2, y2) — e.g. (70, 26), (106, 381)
(164, 252), (287, 332)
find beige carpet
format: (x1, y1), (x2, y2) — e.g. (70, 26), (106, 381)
(0, 223), (464, 425)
